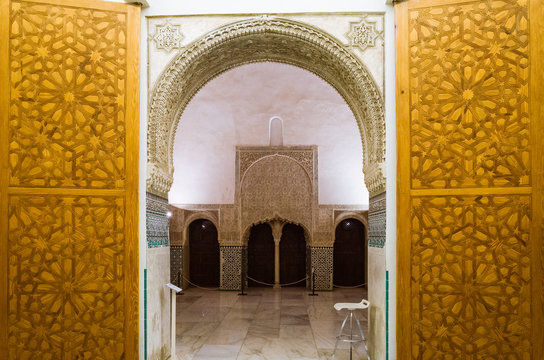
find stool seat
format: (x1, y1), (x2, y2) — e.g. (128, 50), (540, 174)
(334, 299), (370, 311)
(332, 298), (370, 360)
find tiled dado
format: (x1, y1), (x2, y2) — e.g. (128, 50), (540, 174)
(309, 246), (333, 291)
(220, 246), (245, 290)
(146, 192), (169, 248)
(368, 192), (386, 248)
(170, 245), (183, 287)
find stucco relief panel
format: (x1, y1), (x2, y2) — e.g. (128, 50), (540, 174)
(241, 155), (312, 233)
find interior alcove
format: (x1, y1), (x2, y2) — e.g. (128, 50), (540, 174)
(334, 218), (366, 287)
(188, 219), (220, 287)
(169, 62), (369, 207)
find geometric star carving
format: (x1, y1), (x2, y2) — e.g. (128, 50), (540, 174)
(152, 21), (184, 52)
(347, 17), (381, 52)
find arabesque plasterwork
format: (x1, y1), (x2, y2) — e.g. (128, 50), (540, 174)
(347, 17), (382, 51)
(146, 14), (386, 198)
(151, 20), (184, 53)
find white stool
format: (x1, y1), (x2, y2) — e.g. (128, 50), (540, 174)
(332, 299), (370, 360)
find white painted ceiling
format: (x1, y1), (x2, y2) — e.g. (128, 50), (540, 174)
(169, 62), (369, 206)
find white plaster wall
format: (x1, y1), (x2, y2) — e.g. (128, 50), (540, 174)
(146, 247), (171, 359)
(170, 62), (368, 206)
(138, 1), (397, 360)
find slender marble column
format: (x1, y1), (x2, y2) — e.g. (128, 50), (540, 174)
(273, 239), (280, 289)
(270, 221), (284, 289)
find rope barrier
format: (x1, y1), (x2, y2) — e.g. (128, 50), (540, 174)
(247, 276), (308, 287)
(333, 283), (367, 289)
(182, 276), (220, 291)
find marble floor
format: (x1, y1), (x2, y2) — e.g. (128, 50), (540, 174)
(175, 287), (370, 360)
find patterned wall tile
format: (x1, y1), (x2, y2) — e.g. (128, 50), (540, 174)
(170, 245), (183, 288)
(220, 246), (243, 290)
(146, 192), (169, 248)
(310, 247), (334, 291)
(369, 193), (386, 248)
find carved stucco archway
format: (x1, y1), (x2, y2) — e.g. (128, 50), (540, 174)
(241, 217), (312, 247)
(147, 15), (388, 360)
(146, 16), (386, 198)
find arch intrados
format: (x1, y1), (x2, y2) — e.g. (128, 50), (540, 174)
(147, 16), (385, 197)
(185, 216), (219, 247)
(334, 213), (368, 230)
(333, 217), (368, 246)
(185, 214), (219, 231)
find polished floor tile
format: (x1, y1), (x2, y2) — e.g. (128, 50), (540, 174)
(175, 287), (369, 360)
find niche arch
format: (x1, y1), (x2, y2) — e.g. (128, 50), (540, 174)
(183, 212), (219, 247)
(188, 219), (220, 287)
(146, 16), (386, 198)
(334, 218), (367, 287)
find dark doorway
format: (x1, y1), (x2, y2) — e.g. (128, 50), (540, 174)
(189, 219), (220, 287)
(334, 219), (365, 287)
(248, 223), (275, 287)
(280, 223), (306, 287)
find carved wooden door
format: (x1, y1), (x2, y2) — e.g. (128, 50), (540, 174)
(280, 223), (306, 287)
(0, 0), (140, 358)
(248, 223), (275, 287)
(189, 220), (220, 287)
(334, 219), (365, 287)
(396, 0), (543, 358)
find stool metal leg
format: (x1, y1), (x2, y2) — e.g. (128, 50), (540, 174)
(354, 315), (370, 360)
(332, 311), (350, 360)
(349, 311), (354, 360)
(332, 310), (371, 360)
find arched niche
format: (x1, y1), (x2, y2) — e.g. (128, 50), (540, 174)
(280, 223), (307, 287)
(188, 219), (220, 287)
(334, 218), (367, 287)
(247, 222), (275, 287)
(147, 16), (385, 198)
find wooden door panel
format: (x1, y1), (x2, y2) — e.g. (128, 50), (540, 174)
(0, 0), (140, 358)
(396, 0), (543, 358)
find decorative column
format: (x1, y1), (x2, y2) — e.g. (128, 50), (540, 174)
(270, 221), (284, 289)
